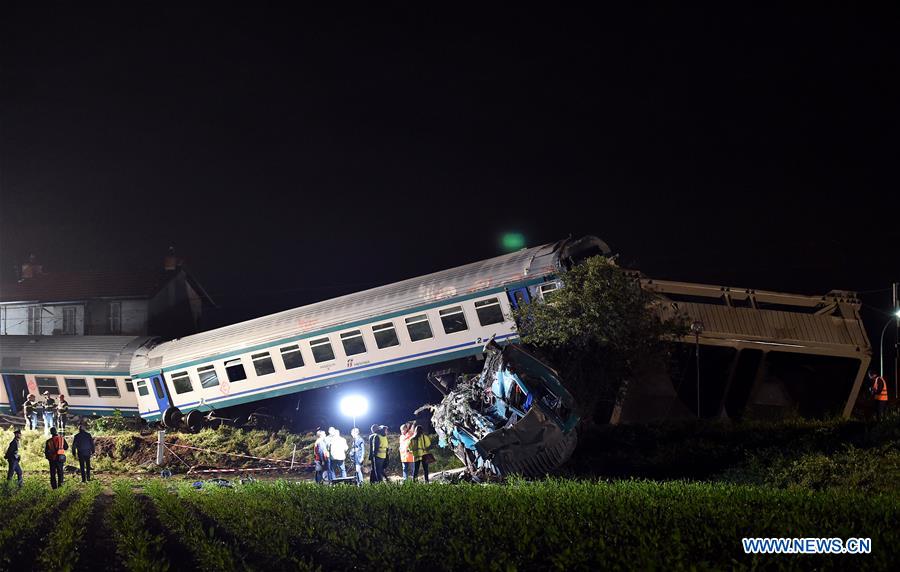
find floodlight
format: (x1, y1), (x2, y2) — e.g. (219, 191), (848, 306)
(339, 395), (369, 428)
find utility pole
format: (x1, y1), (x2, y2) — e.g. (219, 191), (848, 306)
(691, 321), (704, 418)
(894, 282), (898, 400)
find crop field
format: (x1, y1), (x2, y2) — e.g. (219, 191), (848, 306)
(1, 477), (897, 571)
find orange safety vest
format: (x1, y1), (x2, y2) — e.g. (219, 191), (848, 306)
(46, 435), (66, 460)
(873, 376), (889, 401)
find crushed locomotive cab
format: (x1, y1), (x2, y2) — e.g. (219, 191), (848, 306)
(423, 339), (579, 478)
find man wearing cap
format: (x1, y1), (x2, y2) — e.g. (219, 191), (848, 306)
(5, 429), (23, 487)
(23, 394), (38, 431)
(42, 391), (57, 436)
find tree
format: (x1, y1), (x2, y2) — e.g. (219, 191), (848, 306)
(513, 255), (686, 421)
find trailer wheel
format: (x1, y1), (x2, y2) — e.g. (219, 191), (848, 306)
(184, 409), (205, 432)
(162, 407), (183, 429)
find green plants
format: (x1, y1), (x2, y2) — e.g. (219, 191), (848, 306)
(107, 481), (171, 572)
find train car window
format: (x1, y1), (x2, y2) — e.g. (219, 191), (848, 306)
(124, 378), (135, 392)
(404, 314), (433, 342)
(310, 337), (336, 363)
(252, 352), (276, 376)
(340, 330), (367, 356)
(36, 376), (60, 395)
(474, 298), (505, 326)
(372, 322), (400, 349)
(64, 378), (90, 397)
(170, 372), (193, 394)
(94, 378), (121, 398)
(539, 282), (560, 301)
(280, 345), (304, 369)
(198, 365), (220, 388)
(137, 381), (150, 397)
(439, 306), (468, 334)
(224, 358), (247, 382)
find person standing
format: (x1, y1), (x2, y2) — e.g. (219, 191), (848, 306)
(399, 423), (415, 480)
(329, 428), (348, 479)
(5, 429), (23, 488)
(44, 427), (68, 489)
(409, 425), (433, 483)
(56, 395), (70, 432)
(23, 394), (38, 431)
(72, 425), (94, 483)
(42, 391), (57, 436)
(349, 427), (366, 484)
(368, 424), (380, 483)
(368, 424), (389, 482)
(869, 371), (889, 421)
(313, 430), (329, 484)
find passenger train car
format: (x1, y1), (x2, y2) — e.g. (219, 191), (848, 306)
(131, 237), (609, 427)
(0, 335), (155, 418)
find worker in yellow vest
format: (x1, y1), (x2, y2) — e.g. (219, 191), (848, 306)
(408, 424), (433, 483)
(368, 424), (389, 482)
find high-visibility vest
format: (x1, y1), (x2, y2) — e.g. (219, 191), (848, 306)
(46, 436), (65, 459)
(375, 435), (388, 459)
(873, 376), (889, 401)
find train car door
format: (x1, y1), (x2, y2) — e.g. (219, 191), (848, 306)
(2, 374), (28, 414)
(507, 287), (531, 309)
(150, 374), (171, 414)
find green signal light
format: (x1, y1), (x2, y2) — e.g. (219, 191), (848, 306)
(501, 233), (526, 251)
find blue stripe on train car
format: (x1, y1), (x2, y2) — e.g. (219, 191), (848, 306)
(139, 333), (518, 420)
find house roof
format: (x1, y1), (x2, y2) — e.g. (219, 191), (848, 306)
(0, 268), (215, 306)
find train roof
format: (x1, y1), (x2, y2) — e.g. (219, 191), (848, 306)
(0, 335), (156, 375)
(132, 237), (609, 377)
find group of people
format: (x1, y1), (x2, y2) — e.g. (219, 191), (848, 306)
(314, 422), (434, 484)
(5, 424), (96, 489)
(22, 392), (70, 435)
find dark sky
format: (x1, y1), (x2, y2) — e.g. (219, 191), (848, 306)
(2, 4), (899, 326)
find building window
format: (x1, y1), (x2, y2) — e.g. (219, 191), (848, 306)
(36, 376), (60, 395)
(340, 330), (367, 356)
(280, 345), (304, 370)
(108, 301), (122, 334)
(170, 372), (192, 395)
(439, 306), (468, 334)
(124, 378), (134, 392)
(137, 381), (150, 397)
(224, 358), (247, 382)
(28, 306), (42, 335)
(252, 352), (276, 376)
(309, 337), (335, 363)
(474, 298), (505, 326)
(65, 378), (90, 397)
(94, 378), (121, 398)
(404, 314), (433, 342)
(197, 365), (219, 389)
(539, 282), (560, 301)
(62, 306), (76, 335)
(372, 322), (400, 349)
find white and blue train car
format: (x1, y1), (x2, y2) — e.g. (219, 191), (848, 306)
(0, 335), (155, 418)
(130, 237), (608, 427)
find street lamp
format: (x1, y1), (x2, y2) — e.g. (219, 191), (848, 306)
(879, 307), (900, 377)
(690, 320), (704, 418)
(339, 395), (369, 429)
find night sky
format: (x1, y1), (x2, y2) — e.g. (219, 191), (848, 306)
(2, 4), (899, 329)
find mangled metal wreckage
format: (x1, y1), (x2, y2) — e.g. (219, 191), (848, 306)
(422, 340), (579, 478)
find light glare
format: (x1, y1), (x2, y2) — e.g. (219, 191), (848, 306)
(339, 394), (369, 418)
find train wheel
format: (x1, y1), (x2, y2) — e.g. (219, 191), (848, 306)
(162, 407), (183, 429)
(184, 409), (205, 432)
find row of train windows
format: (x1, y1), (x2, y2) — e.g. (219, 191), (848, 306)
(163, 296), (508, 395)
(35, 376), (133, 398)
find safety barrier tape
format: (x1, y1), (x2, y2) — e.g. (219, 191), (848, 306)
(165, 442), (294, 464)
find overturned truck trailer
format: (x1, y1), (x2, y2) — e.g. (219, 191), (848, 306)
(424, 340), (579, 478)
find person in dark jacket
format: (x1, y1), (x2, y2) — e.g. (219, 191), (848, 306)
(23, 394), (38, 430)
(72, 425), (95, 483)
(5, 429), (23, 488)
(349, 427), (366, 484)
(368, 424), (380, 483)
(44, 427), (68, 489)
(56, 395), (70, 432)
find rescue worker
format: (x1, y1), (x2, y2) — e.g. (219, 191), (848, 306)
(399, 423), (415, 480)
(313, 430), (329, 484)
(72, 424), (95, 483)
(23, 394), (38, 431)
(329, 427), (348, 480)
(368, 424), (389, 482)
(5, 429), (23, 488)
(349, 427), (366, 484)
(409, 424), (433, 483)
(44, 426), (68, 489)
(869, 371), (889, 421)
(42, 391), (57, 436)
(57, 395), (70, 432)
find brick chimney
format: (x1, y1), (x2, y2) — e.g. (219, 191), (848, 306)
(20, 254), (43, 279)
